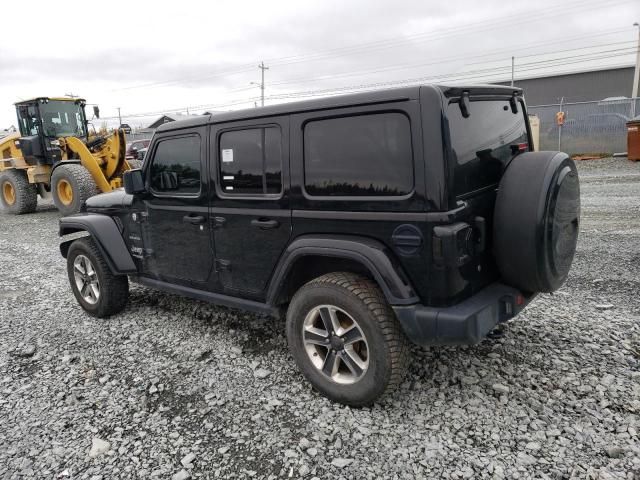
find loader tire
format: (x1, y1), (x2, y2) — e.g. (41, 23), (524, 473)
(0, 169), (37, 215)
(52, 164), (99, 216)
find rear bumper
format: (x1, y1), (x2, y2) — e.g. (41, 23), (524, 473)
(393, 283), (535, 347)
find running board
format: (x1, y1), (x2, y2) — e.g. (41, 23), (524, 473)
(132, 276), (278, 317)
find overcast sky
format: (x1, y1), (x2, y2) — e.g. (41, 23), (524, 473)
(1, 0), (638, 128)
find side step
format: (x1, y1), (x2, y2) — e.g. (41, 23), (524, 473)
(132, 275), (279, 317)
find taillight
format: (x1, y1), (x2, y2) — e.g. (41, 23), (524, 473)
(510, 143), (529, 154)
(433, 223), (474, 267)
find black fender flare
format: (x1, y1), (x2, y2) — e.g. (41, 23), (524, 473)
(59, 213), (137, 274)
(266, 235), (419, 306)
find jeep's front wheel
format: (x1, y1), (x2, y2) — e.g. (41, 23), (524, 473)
(286, 272), (409, 406)
(66, 237), (129, 318)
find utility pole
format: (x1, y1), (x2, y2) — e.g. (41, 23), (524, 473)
(629, 22), (640, 118)
(558, 96), (564, 151)
(117, 107), (122, 126)
(632, 23), (640, 99)
(511, 56), (515, 87)
(258, 61), (269, 107)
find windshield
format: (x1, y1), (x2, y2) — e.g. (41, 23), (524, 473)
(38, 100), (87, 138)
(447, 98), (529, 198)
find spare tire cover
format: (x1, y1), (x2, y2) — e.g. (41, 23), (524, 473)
(493, 151), (580, 293)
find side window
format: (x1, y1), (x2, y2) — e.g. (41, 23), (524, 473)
(219, 127), (282, 195)
(304, 112), (413, 197)
(149, 135), (201, 195)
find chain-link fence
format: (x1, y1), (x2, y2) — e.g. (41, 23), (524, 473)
(528, 97), (640, 155)
(125, 131), (154, 142)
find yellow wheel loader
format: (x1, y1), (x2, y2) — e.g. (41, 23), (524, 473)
(0, 97), (140, 215)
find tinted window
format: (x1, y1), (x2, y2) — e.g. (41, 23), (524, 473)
(149, 135), (201, 195)
(448, 100), (529, 197)
(304, 113), (413, 197)
(219, 127), (282, 195)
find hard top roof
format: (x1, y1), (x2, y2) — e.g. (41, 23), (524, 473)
(156, 84), (522, 133)
(15, 97), (86, 106)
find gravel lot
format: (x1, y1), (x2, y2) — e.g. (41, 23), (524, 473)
(1, 158), (639, 480)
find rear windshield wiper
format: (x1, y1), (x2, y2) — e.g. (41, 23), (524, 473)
(459, 91), (470, 118)
(509, 93), (519, 114)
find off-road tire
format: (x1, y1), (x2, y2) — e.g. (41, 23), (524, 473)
(127, 159), (143, 170)
(286, 272), (410, 406)
(67, 237), (129, 318)
(51, 164), (99, 216)
(0, 169), (37, 214)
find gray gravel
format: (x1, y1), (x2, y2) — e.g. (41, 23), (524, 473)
(1, 157), (639, 479)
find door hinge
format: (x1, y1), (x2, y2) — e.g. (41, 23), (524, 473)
(215, 259), (231, 271)
(131, 211), (148, 223)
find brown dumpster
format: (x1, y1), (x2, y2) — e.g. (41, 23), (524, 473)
(628, 120), (640, 161)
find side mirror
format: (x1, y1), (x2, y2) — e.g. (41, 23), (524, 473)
(93, 106), (100, 119)
(123, 169), (145, 195)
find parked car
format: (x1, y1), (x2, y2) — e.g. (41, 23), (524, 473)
(58, 85), (580, 406)
(136, 147), (148, 161)
(125, 139), (150, 160)
(563, 113), (630, 134)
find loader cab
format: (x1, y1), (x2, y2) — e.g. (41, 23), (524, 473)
(15, 97), (89, 164)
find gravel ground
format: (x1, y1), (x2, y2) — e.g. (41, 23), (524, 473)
(1, 158), (639, 480)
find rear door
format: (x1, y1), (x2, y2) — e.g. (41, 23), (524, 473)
(209, 117), (291, 299)
(139, 128), (213, 285)
(443, 93), (531, 298)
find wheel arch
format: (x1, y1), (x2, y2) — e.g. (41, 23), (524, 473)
(59, 214), (136, 275)
(267, 235), (419, 307)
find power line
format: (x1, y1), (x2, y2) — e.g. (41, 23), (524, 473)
(100, 48), (637, 121)
(264, 0), (633, 67)
(261, 39), (637, 90)
(107, 0), (635, 93)
(265, 50), (638, 101)
(106, 50), (638, 121)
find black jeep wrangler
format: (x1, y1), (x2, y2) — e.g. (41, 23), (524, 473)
(59, 85), (580, 406)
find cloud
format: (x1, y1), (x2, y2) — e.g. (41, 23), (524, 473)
(0, 0), (637, 127)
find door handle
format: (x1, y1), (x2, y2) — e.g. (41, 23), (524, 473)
(213, 216), (226, 229)
(183, 214), (206, 225)
(251, 218), (280, 229)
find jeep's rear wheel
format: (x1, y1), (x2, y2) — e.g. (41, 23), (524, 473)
(493, 151), (580, 293)
(67, 237), (129, 317)
(286, 272), (409, 406)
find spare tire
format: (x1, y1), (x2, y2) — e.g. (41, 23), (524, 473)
(493, 151), (580, 293)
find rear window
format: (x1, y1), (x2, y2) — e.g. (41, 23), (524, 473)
(447, 99), (529, 197)
(304, 113), (413, 197)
